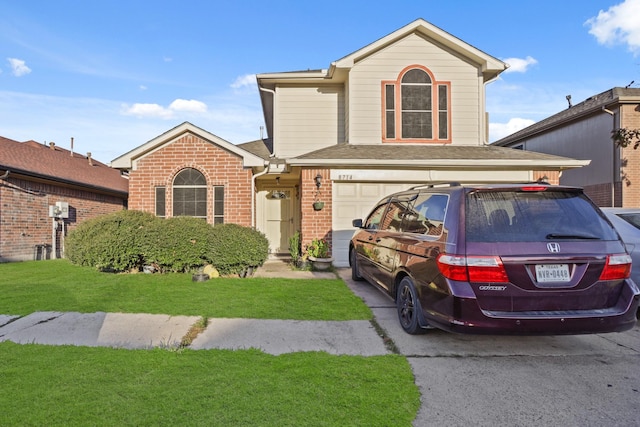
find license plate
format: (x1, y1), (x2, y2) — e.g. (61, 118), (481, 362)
(535, 264), (570, 282)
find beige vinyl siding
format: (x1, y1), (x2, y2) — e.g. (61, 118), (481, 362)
(347, 33), (483, 146)
(274, 85), (345, 158)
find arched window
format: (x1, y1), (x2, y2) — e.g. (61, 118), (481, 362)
(383, 66), (450, 142)
(173, 168), (207, 218)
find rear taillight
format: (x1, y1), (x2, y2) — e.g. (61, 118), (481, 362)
(599, 253), (632, 280)
(437, 254), (509, 283)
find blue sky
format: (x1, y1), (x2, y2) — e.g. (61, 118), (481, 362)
(1, 0), (639, 163)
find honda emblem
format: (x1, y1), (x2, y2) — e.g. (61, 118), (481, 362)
(547, 242), (561, 253)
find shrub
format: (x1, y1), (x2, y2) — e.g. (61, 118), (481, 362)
(66, 210), (158, 272)
(208, 224), (269, 276)
(142, 216), (215, 273)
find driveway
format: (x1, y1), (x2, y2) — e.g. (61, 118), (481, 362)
(338, 269), (640, 427)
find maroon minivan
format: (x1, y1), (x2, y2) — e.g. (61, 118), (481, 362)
(350, 183), (640, 335)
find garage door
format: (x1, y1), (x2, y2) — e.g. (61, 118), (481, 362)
(332, 182), (416, 267)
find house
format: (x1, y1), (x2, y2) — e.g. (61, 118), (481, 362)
(111, 19), (588, 267)
(0, 137), (129, 262)
(492, 87), (640, 207)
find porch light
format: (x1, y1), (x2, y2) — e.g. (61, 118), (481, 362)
(315, 174), (322, 189)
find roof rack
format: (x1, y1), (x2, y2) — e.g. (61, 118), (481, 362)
(408, 181), (461, 190)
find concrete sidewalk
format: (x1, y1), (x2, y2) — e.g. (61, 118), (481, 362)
(0, 260), (390, 356)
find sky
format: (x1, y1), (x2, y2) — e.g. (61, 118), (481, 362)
(1, 0), (640, 163)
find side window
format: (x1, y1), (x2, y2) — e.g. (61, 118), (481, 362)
(155, 186), (166, 217)
(364, 203), (388, 230)
(403, 193), (448, 235)
(381, 201), (410, 231)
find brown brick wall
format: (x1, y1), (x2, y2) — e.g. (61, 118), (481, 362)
(0, 177), (125, 262)
(128, 133), (253, 226)
(620, 104), (640, 207)
(300, 168), (333, 256)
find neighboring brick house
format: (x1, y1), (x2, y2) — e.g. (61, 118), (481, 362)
(493, 87), (640, 207)
(0, 137), (128, 262)
(112, 19), (587, 267)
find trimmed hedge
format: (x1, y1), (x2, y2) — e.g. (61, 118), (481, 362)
(208, 224), (270, 276)
(142, 216), (214, 273)
(65, 210), (158, 272)
(66, 210), (269, 276)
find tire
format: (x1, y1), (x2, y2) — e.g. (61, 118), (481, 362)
(397, 277), (427, 335)
(350, 247), (363, 281)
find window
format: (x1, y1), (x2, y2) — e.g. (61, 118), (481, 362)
(383, 66), (450, 143)
(213, 186), (224, 224)
(155, 186), (166, 217)
(365, 202), (389, 230)
(173, 168), (207, 218)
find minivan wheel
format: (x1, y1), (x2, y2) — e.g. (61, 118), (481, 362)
(350, 247), (363, 281)
(397, 277), (427, 335)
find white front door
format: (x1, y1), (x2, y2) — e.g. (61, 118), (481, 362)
(262, 188), (295, 254)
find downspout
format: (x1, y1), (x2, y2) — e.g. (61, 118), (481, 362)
(254, 84), (277, 228)
(603, 107), (616, 206)
(252, 165), (269, 228)
(0, 169), (9, 180)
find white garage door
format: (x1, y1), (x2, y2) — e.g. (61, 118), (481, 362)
(332, 182), (416, 267)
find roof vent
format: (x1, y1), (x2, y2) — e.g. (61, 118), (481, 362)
(87, 152), (93, 166)
(566, 95), (572, 108)
(49, 142), (56, 150)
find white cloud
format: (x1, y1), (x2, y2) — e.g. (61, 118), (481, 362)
(122, 99), (208, 118)
(139, 85), (148, 91)
(231, 74), (257, 89)
(169, 99), (207, 113)
(122, 103), (173, 118)
(585, 0), (640, 55)
(489, 118), (535, 142)
(502, 56), (538, 73)
(7, 58), (32, 76)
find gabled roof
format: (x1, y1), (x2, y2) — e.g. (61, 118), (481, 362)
(331, 18), (506, 82)
(287, 144), (588, 171)
(110, 122), (266, 169)
(0, 136), (128, 196)
(493, 87), (640, 146)
(256, 18), (507, 139)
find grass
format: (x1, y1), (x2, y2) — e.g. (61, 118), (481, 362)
(0, 343), (420, 426)
(0, 259), (420, 425)
(0, 260), (371, 320)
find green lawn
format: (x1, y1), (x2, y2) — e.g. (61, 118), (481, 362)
(0, 260), (371, 320)
(0, 260), (420, 426)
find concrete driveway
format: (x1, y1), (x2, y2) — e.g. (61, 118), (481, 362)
(337, 269), (640, 427)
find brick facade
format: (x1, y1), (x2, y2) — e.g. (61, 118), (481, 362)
(300, 168), (333, 256)
(620, 103), (640, 207)
(0, 177), (125, 262)
(128, 133), (253, 226)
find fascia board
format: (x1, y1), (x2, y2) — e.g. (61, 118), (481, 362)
(286, 158), (590, 170)
(111, 122), (265, 169)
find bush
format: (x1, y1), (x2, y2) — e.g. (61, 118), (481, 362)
(66, 210), (158, 272)
(142, 216), (215, 273)
(208, 224), (269, 276)
(66, 210), (268, 276)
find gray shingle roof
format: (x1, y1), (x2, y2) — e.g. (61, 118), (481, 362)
(493, 87), (640, 146)
(292, 143), (580, 162)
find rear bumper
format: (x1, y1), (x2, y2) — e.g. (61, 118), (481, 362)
(424, 281), (640, 335)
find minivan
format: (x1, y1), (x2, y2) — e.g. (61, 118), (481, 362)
(350, 183), (640, 335)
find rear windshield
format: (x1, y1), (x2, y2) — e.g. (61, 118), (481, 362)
(465, 190), (619, 242)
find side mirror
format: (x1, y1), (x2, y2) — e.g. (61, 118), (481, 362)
(352, 218), (363, 228)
